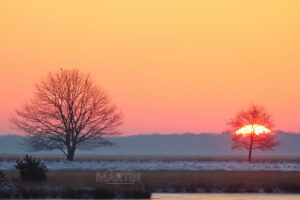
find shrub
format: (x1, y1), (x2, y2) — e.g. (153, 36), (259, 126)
(0, 170), (15, 198)
(0, 170), (7, 182)
(15, 155), (47, 182)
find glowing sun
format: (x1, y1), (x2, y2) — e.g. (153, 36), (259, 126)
(236, 124), (271, 136)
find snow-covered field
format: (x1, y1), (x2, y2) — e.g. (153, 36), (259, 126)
(1, 160), (300, 171)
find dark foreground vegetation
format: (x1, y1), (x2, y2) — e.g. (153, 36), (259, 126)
(0, 185), (150, 199)
(0, 171), (150, 199)
(1, 169), (300, 198)
(0, 156), (150, 199)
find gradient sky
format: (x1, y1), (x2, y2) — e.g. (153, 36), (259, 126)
(0, 1), (300, 135)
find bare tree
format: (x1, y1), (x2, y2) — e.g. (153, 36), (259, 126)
(12, 69), (122, 160)
(228, 105), (280, 162)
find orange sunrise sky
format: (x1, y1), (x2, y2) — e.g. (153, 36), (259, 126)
(0, 1), (300, 135)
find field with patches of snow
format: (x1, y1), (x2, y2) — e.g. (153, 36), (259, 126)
(1, 160), (300, 171)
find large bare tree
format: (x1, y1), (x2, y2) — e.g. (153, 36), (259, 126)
(12, 69), (122, 160)
(228, 105), (280, 162)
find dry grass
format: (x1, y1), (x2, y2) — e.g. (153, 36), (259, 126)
(140, 170), (300, 192)
(2, 154), (300, 196)
(1, 170), (151, 198)
(3, 169), (300, 193)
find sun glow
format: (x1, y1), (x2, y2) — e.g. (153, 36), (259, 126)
(236, 124), (271, 136)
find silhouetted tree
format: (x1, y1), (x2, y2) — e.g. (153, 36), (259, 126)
(228, 105), (280, 162)
(12, 69), (122, 160)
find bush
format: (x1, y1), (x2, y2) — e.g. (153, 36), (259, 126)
(0, 170), (7, 182)
(0, 170), (15, 198)
(15, 155), (47, 182)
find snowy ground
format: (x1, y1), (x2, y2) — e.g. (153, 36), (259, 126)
(1, 160), (300, 171)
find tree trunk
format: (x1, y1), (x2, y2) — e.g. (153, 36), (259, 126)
(248, 147), (252, 162)
(248, 134), (254, 162)
(67, 147), (76, 161)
